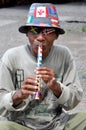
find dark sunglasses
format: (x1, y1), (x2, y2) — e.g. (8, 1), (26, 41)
(29, 27), (56, 35)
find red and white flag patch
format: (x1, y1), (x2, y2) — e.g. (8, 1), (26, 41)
(34, 7), (48, 17)
(51, 17), (58, 23)
(51, 17), (59, 26)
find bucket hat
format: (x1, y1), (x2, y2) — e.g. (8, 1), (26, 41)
(19, 3), (65, 35)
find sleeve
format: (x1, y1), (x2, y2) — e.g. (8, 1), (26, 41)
(0, 53), (27, 113)
(56, 48), (83, 110)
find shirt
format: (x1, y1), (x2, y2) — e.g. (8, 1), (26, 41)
(0, 44), (83, 130)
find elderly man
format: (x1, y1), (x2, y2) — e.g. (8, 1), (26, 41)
(0, 3), (85, 130)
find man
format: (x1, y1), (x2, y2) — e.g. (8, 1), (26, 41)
(0, 3), (85, 130)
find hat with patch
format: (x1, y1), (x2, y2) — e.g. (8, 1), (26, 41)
(19, 3), (65, 35)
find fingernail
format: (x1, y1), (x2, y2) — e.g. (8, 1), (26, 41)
(35, 86), (38, 89)
(33, 92), (36, 95)
(35, 80), (37, 83)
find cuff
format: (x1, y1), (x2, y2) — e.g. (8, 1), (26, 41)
(3, 91), (27, 111)
(56, 82), (70, 104)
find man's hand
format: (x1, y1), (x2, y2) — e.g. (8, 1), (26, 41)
(35, 67), (62, 97)
(12, 76), (38, 106)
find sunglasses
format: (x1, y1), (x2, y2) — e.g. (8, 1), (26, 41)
(29, 27), (56, 36)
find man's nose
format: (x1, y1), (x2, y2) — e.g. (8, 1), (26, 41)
(36, 33), (45, 42)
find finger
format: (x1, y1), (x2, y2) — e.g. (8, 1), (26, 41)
(35, 69), (54, 77)
(21, 89), (36, 95)
(23, 78), (37, 86)
(35, 67), (51, 71)
(22, 84), (38, 91)
(35, 67), (54, 76)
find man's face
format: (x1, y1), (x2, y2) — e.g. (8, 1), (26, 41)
(26, 26), (58, 59)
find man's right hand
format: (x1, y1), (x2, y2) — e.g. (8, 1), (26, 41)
(12, 76), (38, 107)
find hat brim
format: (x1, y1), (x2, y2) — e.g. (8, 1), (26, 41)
(19, 25), (65, 35)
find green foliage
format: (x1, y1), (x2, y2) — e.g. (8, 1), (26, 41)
(82, 25), (86, 32)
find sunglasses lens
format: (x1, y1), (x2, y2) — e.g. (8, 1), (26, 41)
(42, 28), (55, 35)
(29, 27), (41, 34)
(29, 27), (55, 35)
